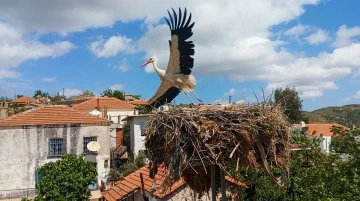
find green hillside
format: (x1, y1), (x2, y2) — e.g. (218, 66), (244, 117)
(303, 104), (360, 127)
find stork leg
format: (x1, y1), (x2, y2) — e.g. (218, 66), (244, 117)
(184, 92), (195, 105)
(192, 90), (204, 105)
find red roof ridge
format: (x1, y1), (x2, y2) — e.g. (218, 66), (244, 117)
(0, 105), (110, 127)
(102, 164), (247, 201)
(72, 97), (136, 110)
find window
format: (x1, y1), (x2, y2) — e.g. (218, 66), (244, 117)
(140, 122), (146, 136)
(49, 138), (64, 157)
(83, 137), (97, 154)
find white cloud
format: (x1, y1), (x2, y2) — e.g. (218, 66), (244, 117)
(41, 77), (56, 82)
(344, 91), (360, 102)
(333, 25), (360, 48)
(0, 22), (75, 80)
(89, 35), (135, 58)
(60, 88), (82, 97)
(110, 59), (130, 72)
(284, 24), (310, 38)
(110, 83), (125, 91)
(224, 88), (236, 96)
(136, 1), (360, 99)
(305, 29), (330, 45)
(2, 0), (358, 100)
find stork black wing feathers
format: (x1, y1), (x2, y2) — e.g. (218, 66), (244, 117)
(145, 86), (181, 111)
(165, 7), (195, 75)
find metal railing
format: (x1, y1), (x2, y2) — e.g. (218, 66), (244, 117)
(0, 188), (35, 201)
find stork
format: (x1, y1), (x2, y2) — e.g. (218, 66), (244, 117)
(140, 7), (203, 110)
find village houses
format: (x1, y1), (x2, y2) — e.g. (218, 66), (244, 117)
(71, 97), (138, 148)
(0, 105), (111, 199)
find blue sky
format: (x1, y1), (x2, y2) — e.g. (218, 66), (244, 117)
(0, 0), (360, 111)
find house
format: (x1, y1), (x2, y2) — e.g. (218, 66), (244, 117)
(72, 97), (138, 148)
(129, 100), (149, 107)
(125, 94), (140, 102)
(101, 164), (247, 201)
(291, 123), (349, 153)
(122, 114), (152, 157)
(0, 105), (111, 199)
(0, 102), (9, 120)
(10, 96), (36, 106)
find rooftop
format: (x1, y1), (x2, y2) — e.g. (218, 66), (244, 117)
(129, 100), (149, 106)
(72, 97), (136, 110)
(122, 114), (152, 121)
(293, 123), (349, 137)
(102, 164), (247, 201)
(0, 105), (110, 127)
(11, 96), (36, 104)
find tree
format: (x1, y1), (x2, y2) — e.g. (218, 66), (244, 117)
(33, 90), (49, 98)
(80, 90), (95, 97)
(100, 89), (125, 100)
(34, 154), (97, 201)
(0, 96), (12, 101)
(107, 151), (147, 183)
(274, 87), (308, 124)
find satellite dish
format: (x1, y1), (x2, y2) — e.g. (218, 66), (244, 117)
(87, 141), (101, 152)
(90, 110), (100, 116)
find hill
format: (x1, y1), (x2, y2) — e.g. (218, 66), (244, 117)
(303, 104), (360, 127)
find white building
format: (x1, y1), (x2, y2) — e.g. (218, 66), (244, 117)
(0, 105), (111, 199)
(291, 123), (348, 153)
(72, 97), (138, 148)
(122, 114), (152, 157)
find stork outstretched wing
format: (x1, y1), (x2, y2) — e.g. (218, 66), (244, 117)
(145, 81), (181, 111)
(164, 7), (195, 76)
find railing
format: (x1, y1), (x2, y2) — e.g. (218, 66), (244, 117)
(0, 188), (35, 201)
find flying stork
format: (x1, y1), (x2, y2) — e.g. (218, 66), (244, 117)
(140, 7), (203, 110)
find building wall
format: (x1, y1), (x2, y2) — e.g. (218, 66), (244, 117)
(0, 102), (8, 120)
(319, 136), (332, 153)
(129, 116), (148, 157)
(0, 124), (110, 192)
(82, 109), (138, 148)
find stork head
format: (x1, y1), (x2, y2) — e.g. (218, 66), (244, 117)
(140, 56), (156, 67)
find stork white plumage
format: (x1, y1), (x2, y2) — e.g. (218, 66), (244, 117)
(140, 7), (203, 110)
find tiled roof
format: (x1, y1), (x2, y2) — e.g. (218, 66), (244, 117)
(293, 123), (349, 137)
(11, 96), (36, 104)
(102, 164), (247, 201)
(129, 100), (149, 106)
(72, 97), (136, 110)
(0, 105), (110, 127)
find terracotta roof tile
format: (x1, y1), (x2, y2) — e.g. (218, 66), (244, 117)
(11, 96), (36, 104)
(129, 100), (149, 106)
(102, 164), (247, 201)
(0, 105), (110, 127)
(293, 123), (349, 137)
(72, 97), (136, 110)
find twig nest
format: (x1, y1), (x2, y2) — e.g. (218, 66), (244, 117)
(144, 103), (291, 195)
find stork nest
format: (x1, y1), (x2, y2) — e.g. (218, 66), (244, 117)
(144, 103), (291, 195)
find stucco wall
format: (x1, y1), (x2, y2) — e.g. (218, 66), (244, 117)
(129, 116), (148, 157)
(320, 136), (332, 153)
(81, 109), (138, 148)
(0, 124), (110, 192)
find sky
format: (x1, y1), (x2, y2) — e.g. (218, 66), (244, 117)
(0, 0), (360, 111)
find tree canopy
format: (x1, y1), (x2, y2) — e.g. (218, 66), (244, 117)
(101, 89), (125, 100)
(33, 154), (97, 201)
(229, 126), (360, 200)
(274, 87), (308, 124)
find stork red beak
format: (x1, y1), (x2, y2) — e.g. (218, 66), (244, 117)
(140, 60), (150, 67)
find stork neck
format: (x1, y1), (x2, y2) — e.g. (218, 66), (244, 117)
(152, 62), (165, 77)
